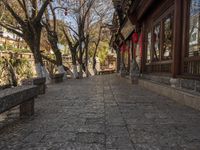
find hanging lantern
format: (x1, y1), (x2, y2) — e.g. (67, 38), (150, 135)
(64, 8), (68, 16)
(132, 32), (139, 43)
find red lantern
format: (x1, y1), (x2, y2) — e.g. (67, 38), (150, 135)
(120, 43), (127, 53)
(132, 32), (139, 43)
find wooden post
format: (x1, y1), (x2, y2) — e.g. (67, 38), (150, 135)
(141, 23), (146, 74)
(172, 0), (183, 78)
(128, 40), (131, 73)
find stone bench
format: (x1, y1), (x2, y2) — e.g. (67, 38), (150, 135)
(0, 85), (38, 118)
(50, 73), (64, 83)
(98, 70), (115, 75)
(21, 77), (46, 95)
(0, 84), (12, 90)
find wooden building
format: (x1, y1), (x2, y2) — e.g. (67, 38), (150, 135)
(111, 0), (200, 109)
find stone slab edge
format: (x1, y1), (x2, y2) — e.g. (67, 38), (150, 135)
(138, 79), (200, 111)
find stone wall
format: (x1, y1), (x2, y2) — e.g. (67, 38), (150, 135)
(141, 74), (171, 85)
(141, 74), (200, 93)
(139, 79), (200, 111)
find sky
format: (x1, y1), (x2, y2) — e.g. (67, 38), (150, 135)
(191, 0), (200, 15)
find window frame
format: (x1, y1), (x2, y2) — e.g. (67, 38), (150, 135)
(151, 11), (174, 62)
(161, 14), (174, 60)
(144, 5), (174, 75)
(184, 0), (200, 58)
(181, 0), (200, 77)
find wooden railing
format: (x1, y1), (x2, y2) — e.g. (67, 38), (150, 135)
(145, 60), (172, 74)
(144, 57), (200, 79)
(183, 57), (200, 77)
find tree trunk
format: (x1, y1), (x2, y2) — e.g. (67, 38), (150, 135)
(78, 18), (84, 78)
(26, 40), (44, 77)
(41, 54), (73, 77)
(47, 32), (66, 78)
(72, 51), (78, 79)
(93, 50), (97, 75)
(52, 47), (63, 66)
(85, 35), (89, 77)
(79, 50), (83, 78)
(24, 25), (49, 79)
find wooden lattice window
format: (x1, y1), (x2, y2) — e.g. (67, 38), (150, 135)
(182, 0), (200, 77)
(152, 24), (161, 62)
(144, 6), (174, 74)
(162, 16), (173, 60)
(146, 32), (151, 63)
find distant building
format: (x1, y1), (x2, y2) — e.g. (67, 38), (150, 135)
(100, 52), (117, 71)
(0, 26), (27, 50)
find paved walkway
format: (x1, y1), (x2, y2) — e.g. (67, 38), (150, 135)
(1, 75), (200, 150)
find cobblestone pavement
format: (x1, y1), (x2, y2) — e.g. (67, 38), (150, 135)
(1, 74), (200, 150)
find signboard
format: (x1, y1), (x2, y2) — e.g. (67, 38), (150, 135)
(121, 19), (135, 40)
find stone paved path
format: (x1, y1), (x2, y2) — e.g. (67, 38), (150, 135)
(1, 74), (200, 150)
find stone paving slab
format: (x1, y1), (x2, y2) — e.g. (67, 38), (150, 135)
(0, 74), (200, 150)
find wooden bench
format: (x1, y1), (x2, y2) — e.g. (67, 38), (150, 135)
(0, 85), (38, 118)
(50, 73), (64, 83)
(21, 77), (46, 95)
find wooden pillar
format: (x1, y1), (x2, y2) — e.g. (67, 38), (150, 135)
(141, 23), (146, 74)
(172, 0), (183, 78)
(128, 40), (131, 73)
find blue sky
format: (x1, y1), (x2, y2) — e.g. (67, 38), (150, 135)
(191, 0), (200, 15)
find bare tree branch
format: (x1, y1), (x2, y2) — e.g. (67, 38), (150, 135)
(0, 22), (23, 37)
(66, 25), (79, 37)
(82, 0), (95, 23)
(2, 0), (25, 26)
(16, 0), (26, 13)
(31, 0), (37, 18)
(35, 0), (51, 22)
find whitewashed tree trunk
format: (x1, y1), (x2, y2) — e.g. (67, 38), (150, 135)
(93, 68), (97, 75)
(58, 65), (67, 79)
(66, 70), (74, 78)
(72, 65), (78, 79)
(35, 63), (50, 83)
(35, 63), (43, 78)
(85, 66), (89, 77)
(42, 65), (51, 83)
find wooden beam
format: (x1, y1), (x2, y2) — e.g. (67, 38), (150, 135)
(137, 0), (155, 20)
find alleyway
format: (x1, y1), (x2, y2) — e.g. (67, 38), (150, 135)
(1, 75), (200, 150)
